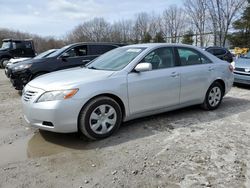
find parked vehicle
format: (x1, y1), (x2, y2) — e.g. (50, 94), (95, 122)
(0, 39), (36, 68)
(232, 51), (250, 85)
(5, 49), (57, 78)
(205, 46), (234, 63)
(10, 43), (122, 90)
(22, 43), (234, 140)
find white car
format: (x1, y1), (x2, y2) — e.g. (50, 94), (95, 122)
(22, 44), (234, 140)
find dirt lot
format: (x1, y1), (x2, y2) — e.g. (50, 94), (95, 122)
(0, 70), (250, 188)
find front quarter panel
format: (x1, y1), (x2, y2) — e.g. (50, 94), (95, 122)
(73, 73), (129, 120)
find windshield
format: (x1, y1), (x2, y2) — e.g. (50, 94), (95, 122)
(246, 52), (250, 58)
(87, 47), (146, 71)
(1, 41), (11, 49)
(34, 49), (57, 59)
(46, 45), (70, 58)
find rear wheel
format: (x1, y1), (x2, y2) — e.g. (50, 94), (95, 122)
(202, 82), (223, 110)
(78, 96), (122, 140)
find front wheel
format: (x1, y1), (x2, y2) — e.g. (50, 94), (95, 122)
(0, 58), (10, 68)
(78, 96), (122, 140)
(202, 82), (223, 110)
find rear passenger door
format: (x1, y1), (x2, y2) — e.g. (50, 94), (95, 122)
(176, 47), (214, 104)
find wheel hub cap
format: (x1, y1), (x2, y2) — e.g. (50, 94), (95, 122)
(89, 104), (117, 134)
(208, 86), (222, 107)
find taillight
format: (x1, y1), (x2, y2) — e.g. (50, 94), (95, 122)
(229, 64), (234, 72)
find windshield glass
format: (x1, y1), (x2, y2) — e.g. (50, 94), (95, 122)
(246, 52), (250, 58)
(87, 47), (146, 71)
(46, 45), (70, 58)
(34, 49), (57, 59)
(1, 42), (11, 49)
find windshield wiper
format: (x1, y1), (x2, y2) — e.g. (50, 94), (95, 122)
(87, 66), (99, 70)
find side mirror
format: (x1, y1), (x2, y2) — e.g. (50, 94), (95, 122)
(134, 63), (152, 72)
(61, 52), (70, 59)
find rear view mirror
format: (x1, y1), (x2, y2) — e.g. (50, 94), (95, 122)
(61, 52), (70, 59)
(134, 63), (152, 72)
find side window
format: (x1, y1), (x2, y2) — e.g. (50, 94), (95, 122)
(66, 45), (87, 58)
(12, 42), (24, 49)
(177, 48), (211, 66)
(214, 49), (226, 56)
(142, 47), (175, 70)
(207, 49), (214, 54)
(90, 45), (117, 55)
(24, 41), (32, 49)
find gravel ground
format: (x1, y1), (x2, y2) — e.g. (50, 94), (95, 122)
(0, 70), (250, 188)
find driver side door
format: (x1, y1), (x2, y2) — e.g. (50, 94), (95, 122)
(60, 45), (93, 69)
(127, 47), (181, 115)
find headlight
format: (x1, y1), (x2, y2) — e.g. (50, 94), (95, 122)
(231, 61), (235, 69)
(37, 89), (78, 103)
(13, 64), (32, 71)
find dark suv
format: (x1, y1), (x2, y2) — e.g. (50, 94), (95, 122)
(9, 43), (124, 90)
(205, 47), (234, 63)
(0, 39), (36, 68)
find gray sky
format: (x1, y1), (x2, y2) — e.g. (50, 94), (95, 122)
(0, 0), (183, 38)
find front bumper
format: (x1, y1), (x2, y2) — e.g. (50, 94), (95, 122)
(10, 69), (31, 90)
(5, 67), (11, 78)
(22, 85), (86, 133)
(234, 71), (250, 85)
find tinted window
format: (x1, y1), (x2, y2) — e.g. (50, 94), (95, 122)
(12, 42), (24, 49)
(142, 47), (175, 70)
(23, 41), (32, 49)
(213, 49), (226, 56)
(178, 48), (211, 66)
(89, 45), (117, 55)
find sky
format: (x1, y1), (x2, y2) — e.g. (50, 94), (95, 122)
(0, 0), (183, 38)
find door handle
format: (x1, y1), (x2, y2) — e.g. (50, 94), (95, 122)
(82, 59), (91, 63)
(170, 72), (179, 77)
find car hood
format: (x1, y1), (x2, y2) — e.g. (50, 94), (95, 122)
(9, 58), (34, 69)
(9, 58), (31, 63)
(9, 57), (52, 69)
(28, 67), (115, 91)
(235, 58), (250, 68)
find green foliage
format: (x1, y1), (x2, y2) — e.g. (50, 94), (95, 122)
(182, 30), (194, 45)
(142, 32), (152, 43)
(228, 6), (250, 48)
(154, 31), (165, 43)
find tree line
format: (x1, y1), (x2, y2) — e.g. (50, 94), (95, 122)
(0, 0), (248, 53)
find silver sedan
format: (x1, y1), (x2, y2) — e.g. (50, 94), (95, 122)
(22, 44), (234, 140)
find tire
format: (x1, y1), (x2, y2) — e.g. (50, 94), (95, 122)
(202, 82), (223, 110)
(0, 58), (10, 69)
(78, 96), (122, 140)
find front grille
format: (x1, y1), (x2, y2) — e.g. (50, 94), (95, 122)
(234, 72), (250, 76)
(235, 67), (245, 72)
(23, 90), (38, 102)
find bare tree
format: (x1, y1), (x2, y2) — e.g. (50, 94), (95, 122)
(184, 0), (208, 47)
(133, 12), (150, 42)
(162, 5), (186, 43)
(207, 0), (247, 46)
(110, 20), (134, 43)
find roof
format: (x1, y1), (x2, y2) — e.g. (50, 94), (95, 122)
(2, 38), (33, 42)
(124, 43), (203, 50)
